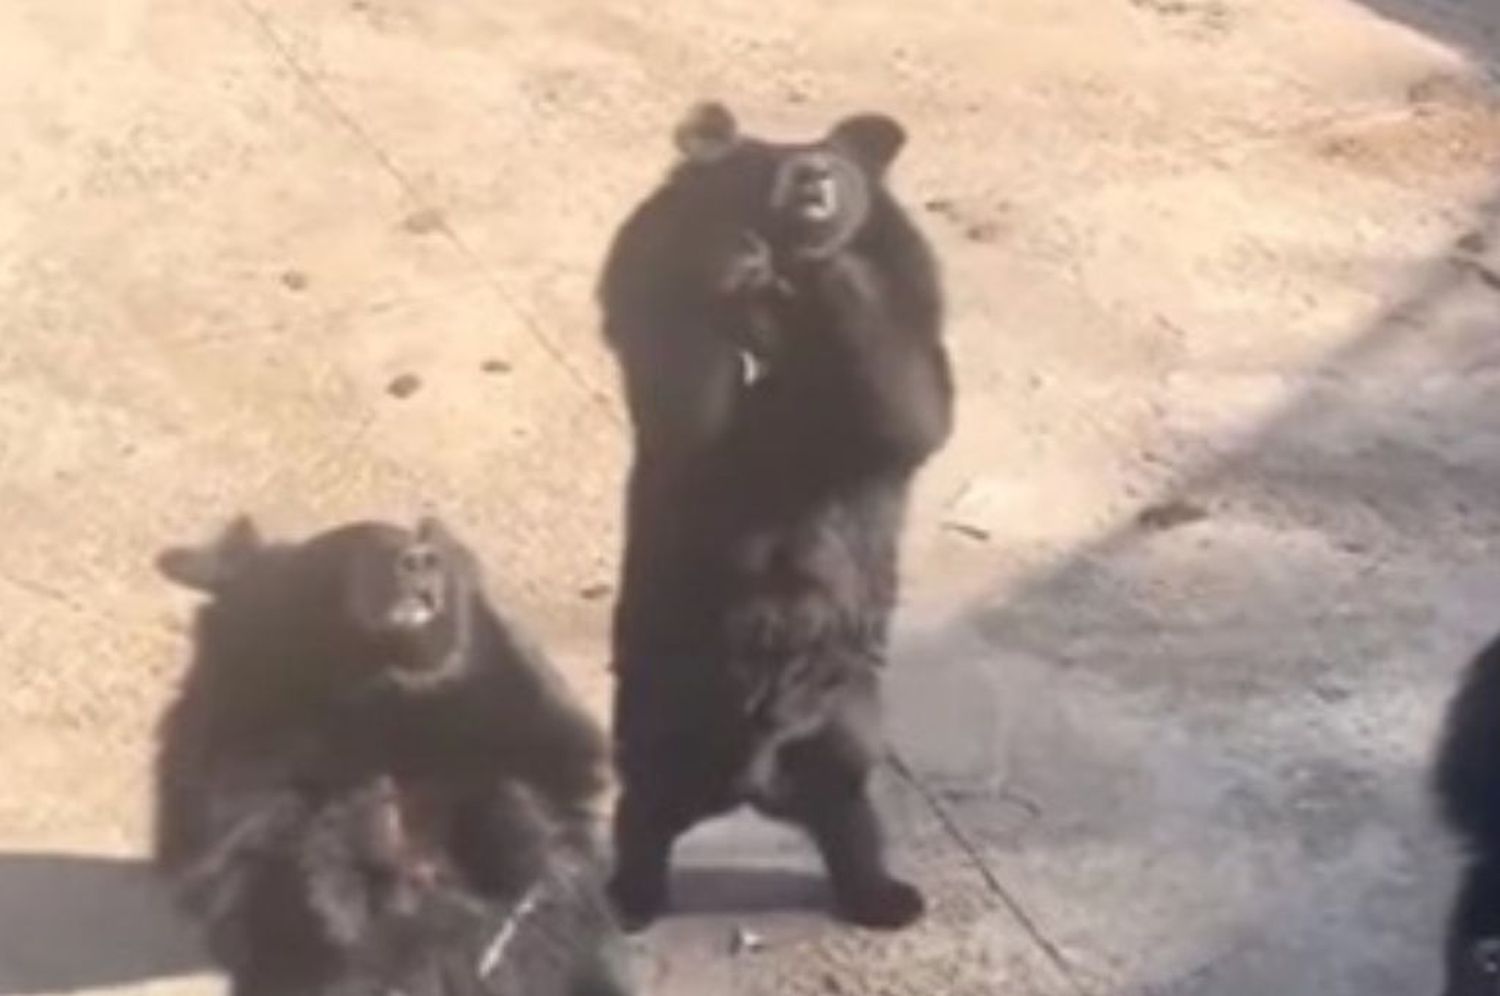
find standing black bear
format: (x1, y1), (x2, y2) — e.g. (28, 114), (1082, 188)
(153, 516), (632, 996)
(598, 101), (953, 931)
(1435, 632), (1500, 995)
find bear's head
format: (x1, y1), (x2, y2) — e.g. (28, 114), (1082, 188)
(668, 101), (907, 262)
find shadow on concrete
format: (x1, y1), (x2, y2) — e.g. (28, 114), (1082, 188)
(887, 49), (1500, 990)
(0, 853), (204, 994)
(1351, 0), (1500, 73)
(669, 866), (830, 917)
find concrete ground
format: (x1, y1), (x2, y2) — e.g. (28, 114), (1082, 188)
(3, 0), (1499, 993)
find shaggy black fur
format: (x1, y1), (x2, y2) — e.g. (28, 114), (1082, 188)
(153, 516), (631, 996)
(1436, 632), (1500, 996)
(598, 101), (952, 931)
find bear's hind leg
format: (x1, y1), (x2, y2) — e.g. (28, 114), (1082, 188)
(772, 718), (925, 930)
(1445, 857), (1500, 995)
(607, 788), (680, 931)
(608, 750), (737, 932)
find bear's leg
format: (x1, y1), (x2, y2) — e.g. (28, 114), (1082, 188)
(608, 788), (694, 931)
(608, 748), (735, 932)
(772, 714), (925, 930)
(1445, 857), (1500, 995)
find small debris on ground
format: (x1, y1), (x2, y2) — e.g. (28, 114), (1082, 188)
(402, 208), (445, 235)
(941, 521), (992, 542)
(481, 358), (513, 374)
(1464, 259), (1500, 292)
(1456, 230), (1488, 255)
(386, 373), (422, 399)
(1313, 679), (1353, 704)
(729, 926), (765, 956)
(579, 583), (611, 601)
(280, 269), (309, 291)
(964, 220), (1002, 243)
(1136, 498), (1208, 532)
(919, 196), (1006, 244)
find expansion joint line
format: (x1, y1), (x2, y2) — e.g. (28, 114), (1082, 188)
(232, 0), (619, 424)
(886, 749), (1091, 996)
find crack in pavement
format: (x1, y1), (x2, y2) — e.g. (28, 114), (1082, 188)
(229, 0), (620, 424)
(887, 749), (1093, 996)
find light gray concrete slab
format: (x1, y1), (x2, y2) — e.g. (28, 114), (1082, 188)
(2, 0), (1499, 993)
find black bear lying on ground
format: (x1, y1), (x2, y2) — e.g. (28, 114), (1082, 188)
(1436, 631), (1500, 996)
(598, 101), (953, 931)
(153, 516), (632, 996)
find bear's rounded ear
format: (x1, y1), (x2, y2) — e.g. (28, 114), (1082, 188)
(157, 515), (262, 593)
(674, 101), (739, 163)
(413, 515), (455, 549)
(829, 113), (906, 174)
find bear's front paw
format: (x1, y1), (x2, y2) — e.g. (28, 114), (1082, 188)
(717, 231), (783, 297)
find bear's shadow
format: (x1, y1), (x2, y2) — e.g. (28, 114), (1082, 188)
(0, 852), (205, 994)
(669, 865), (829, 916)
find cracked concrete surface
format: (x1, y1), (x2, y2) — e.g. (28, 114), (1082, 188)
(2, 0), (1499, 993)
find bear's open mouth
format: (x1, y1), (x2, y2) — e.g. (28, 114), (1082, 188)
(388, 592), (438, 630)
(793, 177), (838, 223)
